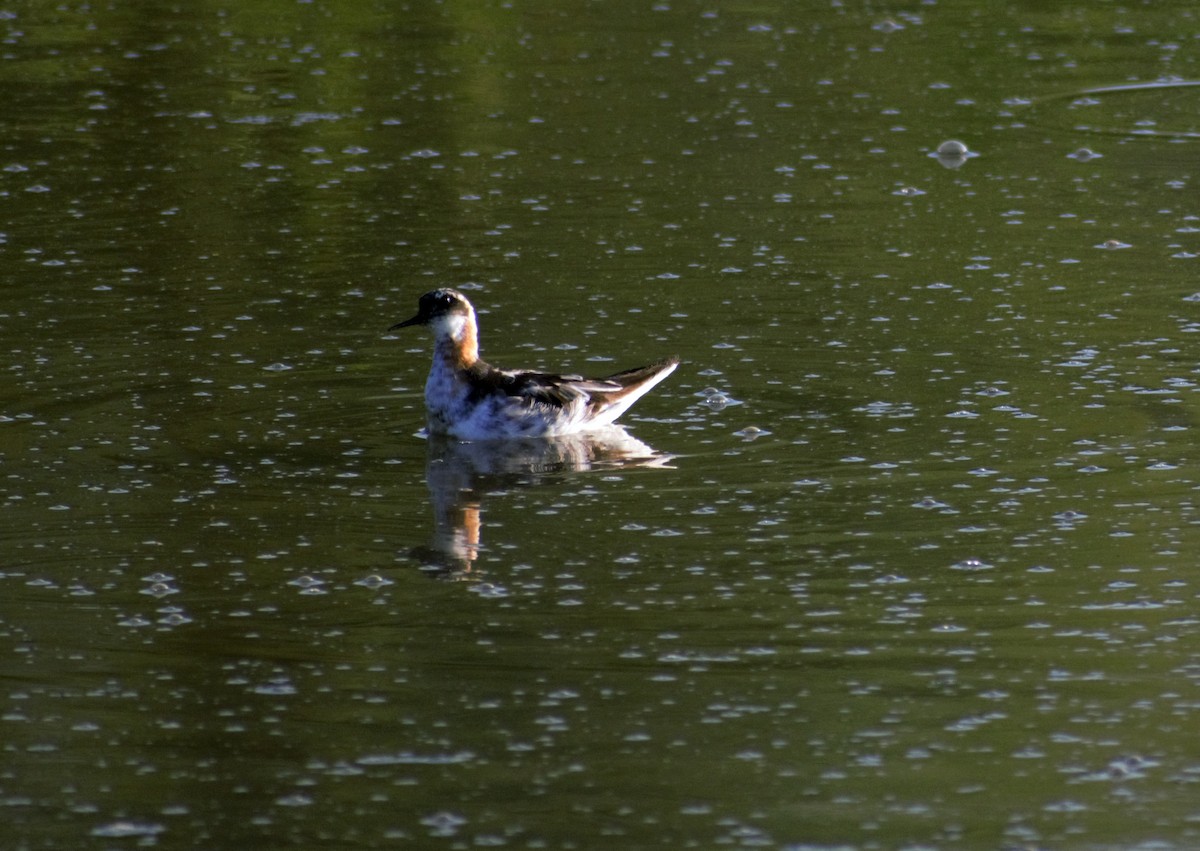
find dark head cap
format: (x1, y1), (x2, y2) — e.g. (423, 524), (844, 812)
(388, 288), (472, 331)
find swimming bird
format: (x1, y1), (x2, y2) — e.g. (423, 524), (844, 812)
(390, 289), (679, 440)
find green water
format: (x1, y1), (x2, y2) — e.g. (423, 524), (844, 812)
(5, 2), (1200, 848)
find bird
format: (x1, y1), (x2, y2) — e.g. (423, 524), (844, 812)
(389, 288), (679, 440)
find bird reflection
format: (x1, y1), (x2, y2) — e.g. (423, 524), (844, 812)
(409, 426), (672, 579)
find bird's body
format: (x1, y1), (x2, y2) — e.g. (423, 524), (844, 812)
(391, 289), (679, 440)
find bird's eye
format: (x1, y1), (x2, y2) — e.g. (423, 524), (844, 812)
(440, 294), (454, 306)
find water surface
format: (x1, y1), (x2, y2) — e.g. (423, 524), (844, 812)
(4, 2), (1200, 848)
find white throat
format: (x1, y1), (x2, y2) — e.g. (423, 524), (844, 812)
(430, 312), (469, 342)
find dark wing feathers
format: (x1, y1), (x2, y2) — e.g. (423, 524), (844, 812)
(465, 356), (679, 411)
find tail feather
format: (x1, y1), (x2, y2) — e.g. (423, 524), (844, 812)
(586, 356), (680, 425)
(602, 356), (681, 387)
